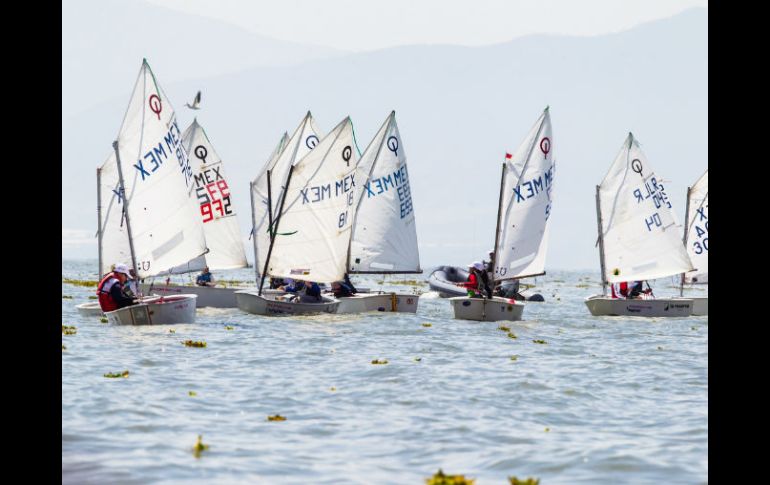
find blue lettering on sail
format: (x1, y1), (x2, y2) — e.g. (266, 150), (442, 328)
(510, 166), (554, 204)
(302, 174), (356, 205)
(135, 119), (194, 188)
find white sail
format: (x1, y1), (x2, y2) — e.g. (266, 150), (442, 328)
(684, 169), (708, 284)
(113, 59), (208, 279)
(599, 133), (694, 283)
(252, 113), (321, 276)
(98, 151), (131, 276)
(348, 111), (420, 273)
(180, 119), (248, 271)
(494, 107), (554, 281)
(267, 117), (359, 283)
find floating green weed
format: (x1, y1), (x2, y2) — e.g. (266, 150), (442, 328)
(192, 435), (209, 458)
(507, 332), (517, 339)
(224, 325), (234, 330)
(62, 325), (77, 335)
(99, 317), (108, 323)
(414, 357), (422, 362)
(62, 278), (98, 287)
(62, 295), (73, 299)
(330, 387), (336, 392)
(426, 469), (475, 485)
(169, 329), (176, 333)
(509, 477), (540, 485)
(371, 359), (389, 365)
(267, 414), (286, 421)
(533, 339), (547, 344)
(104, 370), (129, 378)
(188, 391), (197, 397)
(88, 295), (98, 300)
(183, 340), (207, 348)
(62, 344), (67, 351)
(422, 323), (432, 327)
(498, 325), (510, 332)
(510, 355), (518, 361)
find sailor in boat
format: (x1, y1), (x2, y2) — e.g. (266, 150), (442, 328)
(269, 277), (287, 289)
(122, 269), (139, 299)
(456, 262), (493, 298)
(96, 263), (137, 312)
(330, 280), (357, 298)
(484, 250), (495, 274)
(196, 267), (216, 287)
(280, 279), (322, 303)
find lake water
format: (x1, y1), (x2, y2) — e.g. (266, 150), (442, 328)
(62, 260), (707, 484)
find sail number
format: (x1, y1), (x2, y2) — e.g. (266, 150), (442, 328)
(197, 179), (233, 223)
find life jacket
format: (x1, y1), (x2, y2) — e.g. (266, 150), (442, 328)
(611, 281), (629, 299)
(97, 272), (121, 312)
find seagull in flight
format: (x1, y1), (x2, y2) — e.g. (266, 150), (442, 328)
(185, 91), (201, 110)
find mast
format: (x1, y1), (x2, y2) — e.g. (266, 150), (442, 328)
(679, 185), (692, 296)
(259, 166), (294, 296)
(249, 180), (259, 283)
(595, 184), (608, 295)
(491, 162), (506, 291)
(112, 140), (139, 281)
(97, 167), (103, 277)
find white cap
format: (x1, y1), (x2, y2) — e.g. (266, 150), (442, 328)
(114, 263), (131, 276)
(472, 261), (484, 271)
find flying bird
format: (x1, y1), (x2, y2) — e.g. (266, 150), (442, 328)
(185, 91), (201, 110)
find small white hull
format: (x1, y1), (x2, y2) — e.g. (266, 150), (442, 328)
(449, 296), (524, 322)
(674, 296), (708, 316)
(76, 302), (104, 317)
(335, 292), (420, 314)
(584, 295), (693, 317)
(235, 290), (339, 316)
(139, 283), (240, 308)
(104, 294), (198, 325)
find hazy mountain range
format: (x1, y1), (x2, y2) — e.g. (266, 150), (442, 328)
(62, 4), (707, 272)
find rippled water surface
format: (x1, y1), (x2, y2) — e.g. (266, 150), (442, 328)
(62, 260), (707, 484)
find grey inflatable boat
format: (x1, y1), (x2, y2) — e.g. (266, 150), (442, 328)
(427, 265), (545, 302)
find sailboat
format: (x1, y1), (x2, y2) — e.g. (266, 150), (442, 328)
(585, 132), (695, 317)
(137, 119), (249, 307)
(450, 107), (554, 321)
(235, 117), (359, 315)
(676, 169), (708, 315)
(96, 59), (208, 325)
(336, 111), (422, 313)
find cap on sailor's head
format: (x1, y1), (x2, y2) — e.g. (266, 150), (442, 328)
(114, 263), (130, 276)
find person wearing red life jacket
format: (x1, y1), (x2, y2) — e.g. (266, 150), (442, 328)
(96, 263), (137, 312)
(457, 262), (493, 298)
(611, 280), (649, 299)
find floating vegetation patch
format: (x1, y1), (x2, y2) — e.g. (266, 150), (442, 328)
(507, 332), (517, 339)
(104, 370), (129, 378)
(62, 344), (66, 351)
(88, 295), (98, 300)
(498, 325), (510, 332)
(575, 284), (590, 288)
(544, 427), (550, 432)
(62, 278), (98, 287)
(657, 346), (663, 350)
(533, 339), (547, 344)
(183, 340), (207, 348)
(426, 469), (475, 485)
(329, 387), (336, 392)
(188, 391), (197, 397)
(414, 357), (422, 362)
(169, 329), (176, 333)
(377, 279), (424, 286)
(62, 295), (73, 299)
(509, 477), (540, 485)
(267, 414), (286, 421)
(510, 355), (518, 361)
(192, 435), (209, 458)
(224, 325), (234, 331)
(691, 326), (697, 330)
(216, 279), (248, 288)
(99, 317), (108, 323)
(552, 279), (565, 283)
(371, 359), (389, 365)
(422, 323), (432, 327)
(62, 325), (77, 335)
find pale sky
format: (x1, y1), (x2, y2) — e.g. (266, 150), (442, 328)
(145, 0), (708, 51)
